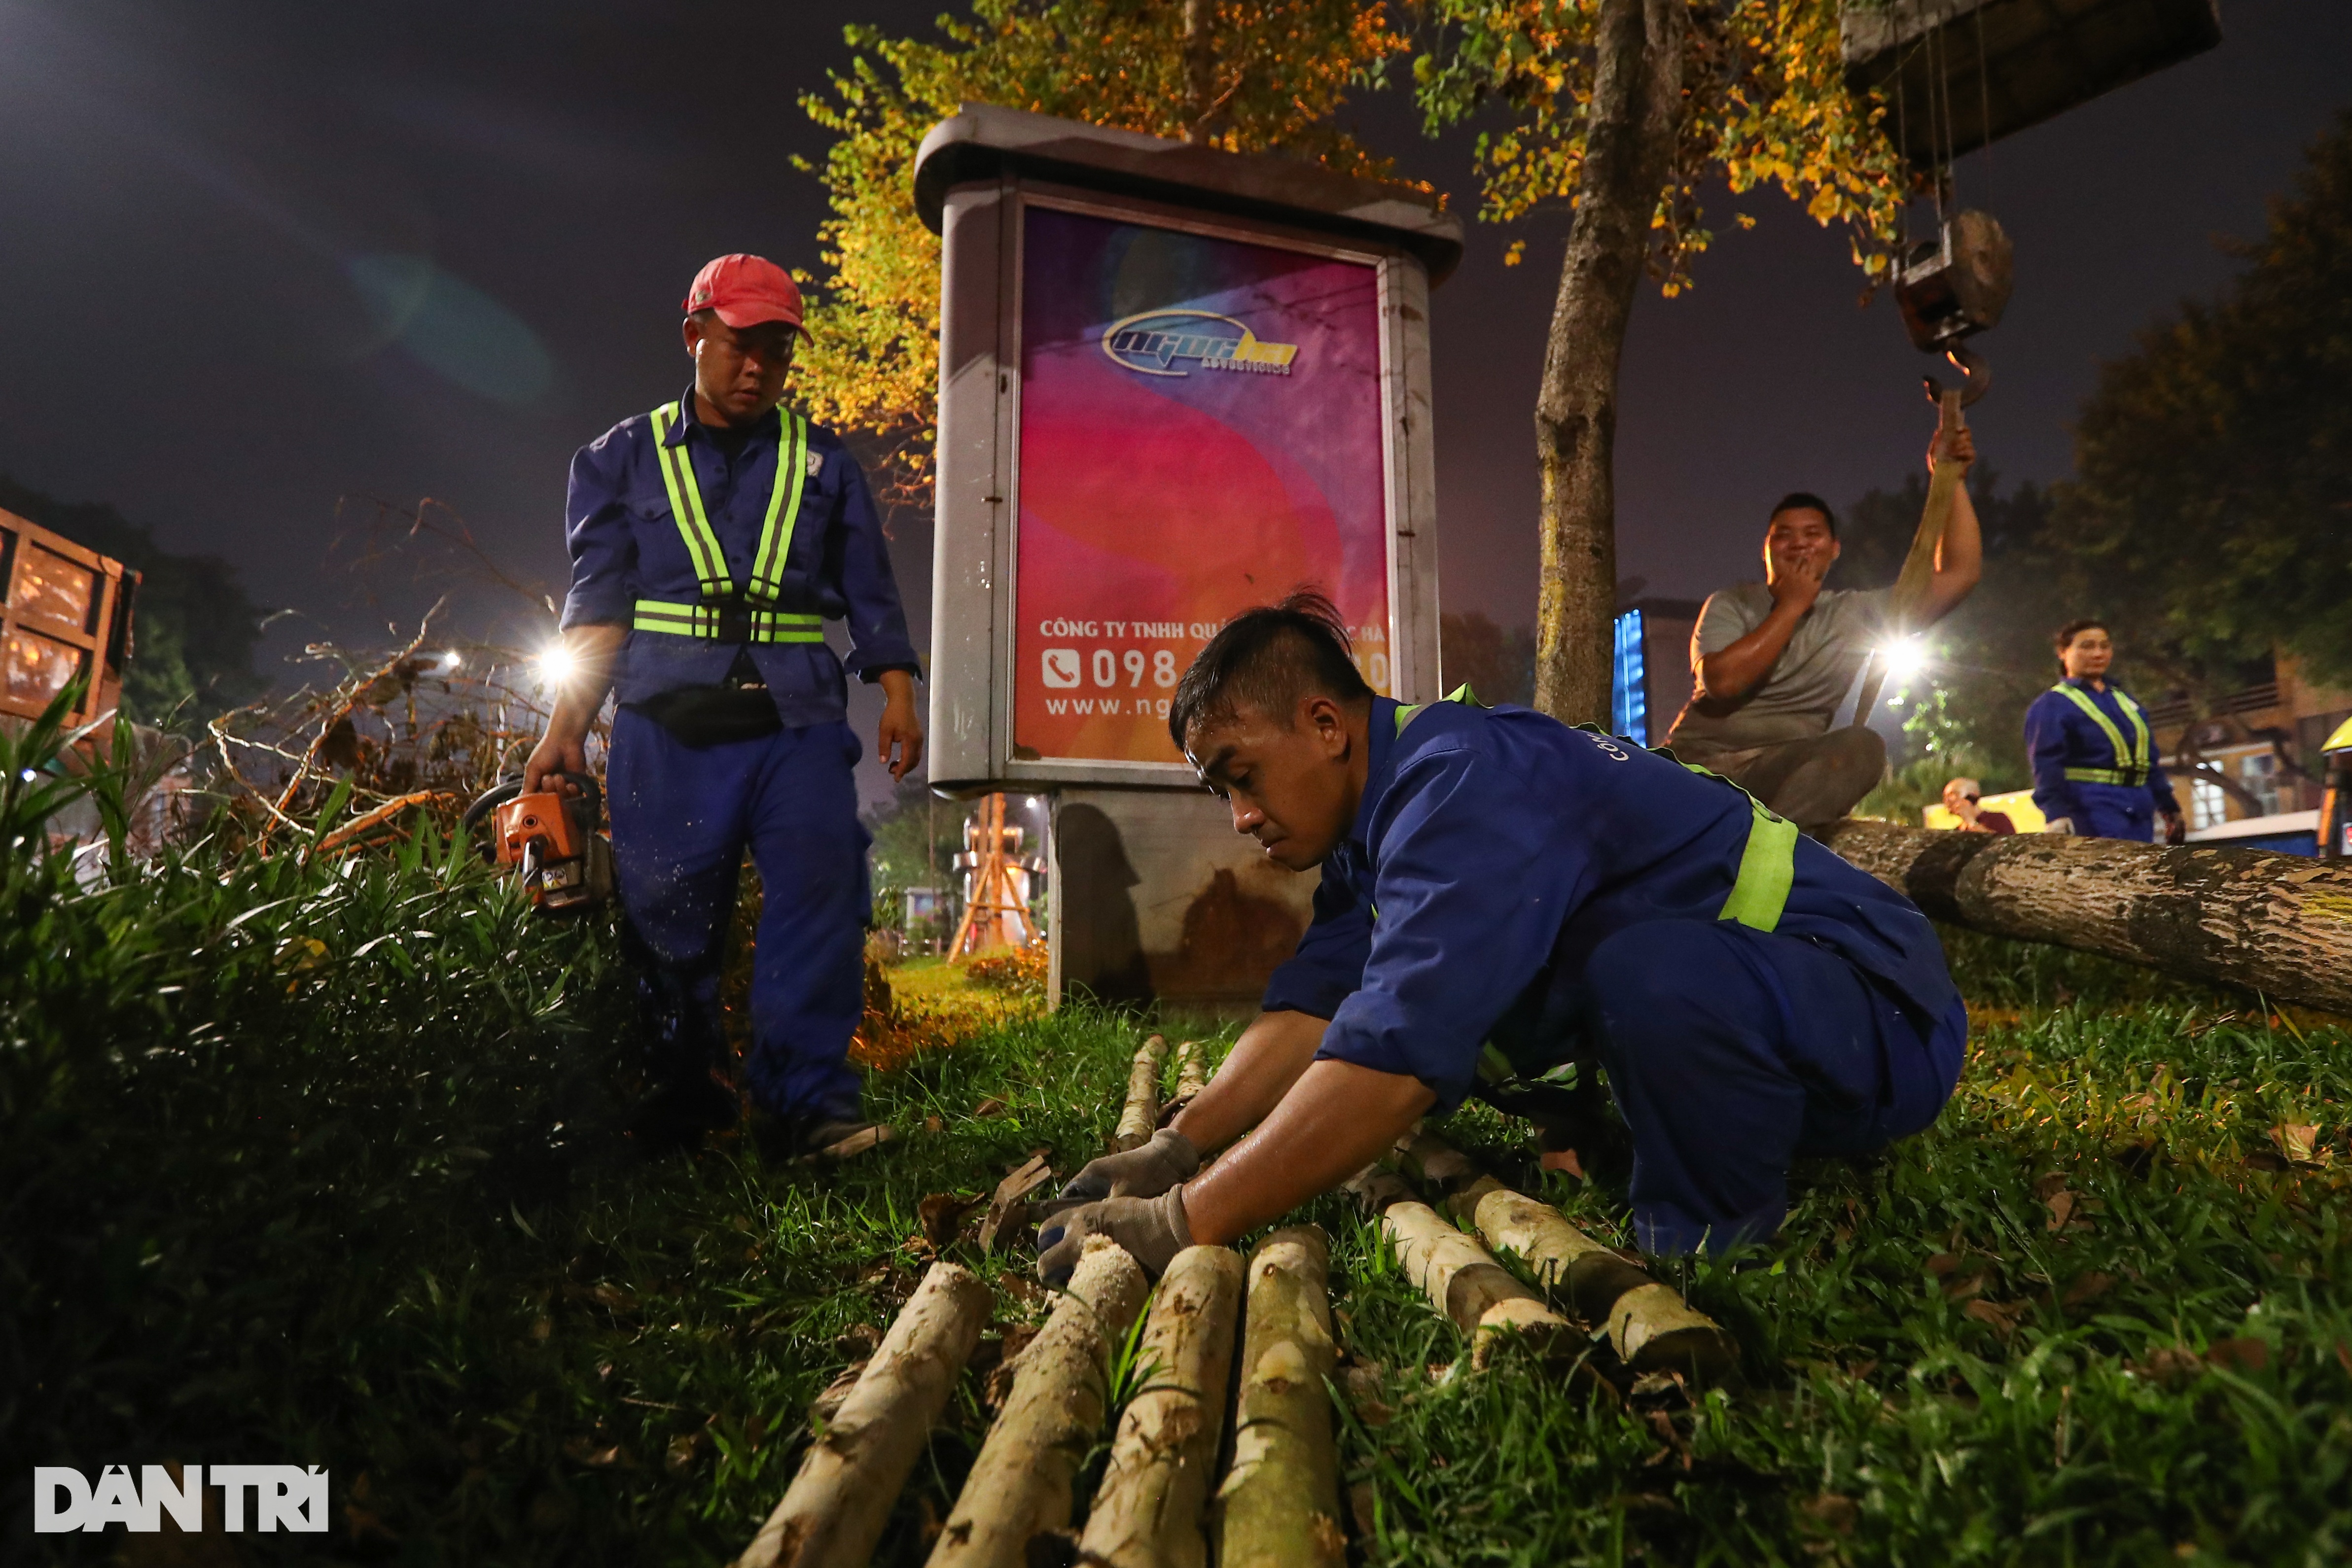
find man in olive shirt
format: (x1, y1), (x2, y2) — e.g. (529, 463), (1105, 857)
(1664, 421), (1981, 826)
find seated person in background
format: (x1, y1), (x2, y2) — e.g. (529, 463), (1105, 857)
(2024, 619), (2184, 844)
(1941, 776), (2015, 834)
(1664, 419), (1982, 826)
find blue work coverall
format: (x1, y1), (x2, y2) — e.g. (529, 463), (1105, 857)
(2024, 677), (2180, 843)
(1263, 698), (1968, 1255)
(562, 390), (920, 1121)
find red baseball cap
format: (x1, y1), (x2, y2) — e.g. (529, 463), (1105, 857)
(682, 254), (811, 339)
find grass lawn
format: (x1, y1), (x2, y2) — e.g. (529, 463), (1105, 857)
(7, 736), (2350, 1563)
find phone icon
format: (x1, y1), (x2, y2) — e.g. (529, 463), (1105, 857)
(1041, 648), (1081, 688)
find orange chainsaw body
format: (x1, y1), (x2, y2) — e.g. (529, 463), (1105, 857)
(491, 787), (613, 913)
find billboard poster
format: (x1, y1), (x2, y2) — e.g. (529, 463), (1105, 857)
(1012, 202), (1391, 767)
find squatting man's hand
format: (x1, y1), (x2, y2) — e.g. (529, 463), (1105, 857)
(1055, 1127), (1199, 1204)
(1037, 1188), (1192, 1286)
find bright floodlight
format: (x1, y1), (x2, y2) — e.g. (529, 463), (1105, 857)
(442, 650), (463, 671)
(1880, 636), (1927, 686)
(537, 642), (576, 687)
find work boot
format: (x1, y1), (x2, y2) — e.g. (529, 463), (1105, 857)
(751, 1107), (894, 1165)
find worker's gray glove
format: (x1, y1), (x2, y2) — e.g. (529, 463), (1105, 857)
(1057, 1127), (1199, 1203)
(2041, 817), (2074, 836)
(1037, 1187), (1192, 1287)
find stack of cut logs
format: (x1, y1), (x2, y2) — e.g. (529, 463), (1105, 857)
(733, 1035), (1742, 1568)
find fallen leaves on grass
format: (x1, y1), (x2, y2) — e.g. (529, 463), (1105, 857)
(1799, 1493), (1859, 1535)
(1963, 1298), (2026, 1335)
(2062, 1271), (2116, 1310)
(918, 1191), (986, 1248)
(562, 1439), (630, 1469)
(977, 1153), (1056, 1254)
(2270, 1122), (2324, 1165)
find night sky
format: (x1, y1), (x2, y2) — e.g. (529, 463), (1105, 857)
(1, 0), (2345, 799)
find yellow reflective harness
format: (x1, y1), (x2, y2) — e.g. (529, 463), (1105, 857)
(1390, 689), (1798, 935)
(2050, 681), (2152, 787)
(633, 401), (823, 644)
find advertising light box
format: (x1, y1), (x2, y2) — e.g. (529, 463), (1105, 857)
(921, 105), (1455, 792)
(1014, 203), (1392, 767)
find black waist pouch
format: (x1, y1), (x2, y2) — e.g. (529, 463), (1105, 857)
(625, 685), (784, 748)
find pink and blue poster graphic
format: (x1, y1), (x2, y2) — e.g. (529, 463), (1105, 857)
(1013, 204), (1391, 765)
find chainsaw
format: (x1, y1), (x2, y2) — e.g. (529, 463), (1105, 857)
(462, 772), (615, 914)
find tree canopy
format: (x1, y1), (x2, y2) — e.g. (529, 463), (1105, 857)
(794, 0), (1408, 509)
(2055, 108), (2352, 693)
(1414, 0), (1909, 292)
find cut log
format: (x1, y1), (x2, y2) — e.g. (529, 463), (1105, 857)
(1114, 1034), (1170, 1152)
(1215, 1227), (1345, 1568)
(1817, 819), (2352, 1016)
(1078, 1246), (1244, 1568)
(1470, 1187), (1737, 1384)
(927, 1237), (1149, 1568)
(1171, 1038), (1209, 1101)
(1379, 1201), (1573, 1368)
(737, 1262), (992, 1568)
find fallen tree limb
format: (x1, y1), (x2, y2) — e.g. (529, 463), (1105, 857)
(1079, 1245), (1243, 1568)
(737, 1262), (992, 1568)
(1380, 1201), (1572, 1369)
(1468, 1185), (1737, 1384)
(927, 1237), (1148, 1568)
(1818, 819), (2352, 1015)
(1114, 1035), (1169, 1152)
(1215, 1227), (1345, 1568)
(308, 790), (453, 860)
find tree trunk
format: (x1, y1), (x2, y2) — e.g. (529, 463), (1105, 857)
(1817, 819), (2352, 1015)
(1114, 1034), (1169, 1152)
(1214, 1228), (1345, 1568)
(1182, 0), (1217, 143)
(1079, 1245), (1245, 1568)
(927, 1238), (1150, 1568)
(1532, 0), (1686, 724)
(737, 1263), (993, 1568)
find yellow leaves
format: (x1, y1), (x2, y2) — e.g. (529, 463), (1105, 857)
(796, 0), (1406, 504)
(1439, 0), (1903, 289)
(1503, 238), (1527, 266)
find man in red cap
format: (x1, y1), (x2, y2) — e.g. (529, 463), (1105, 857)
(525, 254), (924, 1157)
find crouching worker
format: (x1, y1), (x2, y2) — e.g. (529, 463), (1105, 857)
(1040, 592), (1966, 1280)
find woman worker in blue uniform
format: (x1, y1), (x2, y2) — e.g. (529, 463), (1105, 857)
(1039, 592), (1966, 1276)
(525, 254), (924, 1156)
(2023, 619), (2184, 844)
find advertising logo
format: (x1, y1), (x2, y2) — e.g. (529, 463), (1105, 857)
(1101, 310), (1297, 379)
(34, 1465), (328, 1533)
